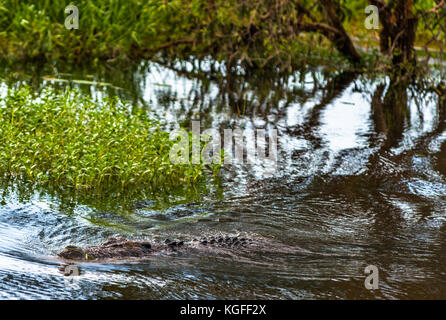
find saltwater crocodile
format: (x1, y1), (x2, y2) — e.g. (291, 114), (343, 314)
(57, 235), (288, 262)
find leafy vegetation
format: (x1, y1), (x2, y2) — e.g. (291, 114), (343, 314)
(0, 86), (209, 192)
(0, 0), (443, 71)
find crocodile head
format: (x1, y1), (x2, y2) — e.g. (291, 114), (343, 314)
(58, 245), (86, 260)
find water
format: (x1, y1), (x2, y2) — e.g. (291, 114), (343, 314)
(0, 59), (445, 299)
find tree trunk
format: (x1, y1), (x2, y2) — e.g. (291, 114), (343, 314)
(392, 0), (417, 65)
(319, 0), (362, 64)
(370, 0), (418, 67)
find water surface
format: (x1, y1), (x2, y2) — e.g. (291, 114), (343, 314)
(0, 60), (445, 299)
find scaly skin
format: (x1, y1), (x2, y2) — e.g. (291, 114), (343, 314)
(57, 236), (256, 261)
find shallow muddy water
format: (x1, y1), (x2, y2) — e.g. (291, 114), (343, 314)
(0, 60), (445, 299)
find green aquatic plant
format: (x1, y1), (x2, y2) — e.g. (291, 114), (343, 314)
(0, 86), (213, 192)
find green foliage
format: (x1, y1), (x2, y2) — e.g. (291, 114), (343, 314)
(0, 0), (155, 62)
(0, 0), (348, 68)
(0, 86), (210, 192)
(0, 0), (443, 70)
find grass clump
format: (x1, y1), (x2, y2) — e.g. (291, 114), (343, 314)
(0, 86), (207, 191)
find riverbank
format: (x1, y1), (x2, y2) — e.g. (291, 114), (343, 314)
(1, 1), (444, 76)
